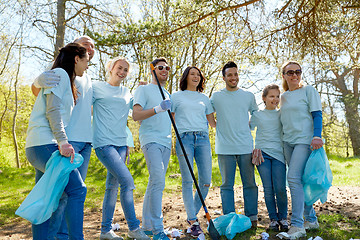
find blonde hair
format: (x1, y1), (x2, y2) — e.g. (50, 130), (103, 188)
(105, 56), (130, 81)
(281, 61), (302, 91)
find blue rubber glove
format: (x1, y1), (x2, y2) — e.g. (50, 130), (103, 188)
(154, 99), (171, 114)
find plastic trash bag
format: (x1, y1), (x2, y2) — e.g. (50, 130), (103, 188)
(16, 150), (83, 224)
(211, 212), (251, 239)
(302, 147), (332, 206)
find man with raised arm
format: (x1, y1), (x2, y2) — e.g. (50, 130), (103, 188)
(132, 57), (172, 240)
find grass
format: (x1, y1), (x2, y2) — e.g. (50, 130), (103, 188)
(0, 152), (359, 239)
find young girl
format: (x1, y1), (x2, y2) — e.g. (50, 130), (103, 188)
(250, 84), (288, 231)
(171, 66), (216, 238)
(92, 57), (149, 240)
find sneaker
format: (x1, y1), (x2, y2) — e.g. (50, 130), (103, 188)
(187, 221), (203, 238)
(269, 219), (279, 231)
(128, 228), (151, 240)
(287, 226), (306, 239)
(278, 219), (289, 231)
(143, 230), (153, 236)
(153, 232), (170, 240)
(251, 220), (258, 229)
(304, 220), (319, 230)
(100, 230), (124, 240)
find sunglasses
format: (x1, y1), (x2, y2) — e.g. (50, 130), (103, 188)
(155, 65), (171, 71)
(284, 69), (302, 76)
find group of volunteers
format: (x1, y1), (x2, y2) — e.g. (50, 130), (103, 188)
(24, 35), (323, 240)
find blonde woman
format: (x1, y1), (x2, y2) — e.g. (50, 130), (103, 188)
(92, 57), (149, 240)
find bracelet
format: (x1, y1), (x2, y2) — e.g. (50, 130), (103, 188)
(313, 136), (321, 139)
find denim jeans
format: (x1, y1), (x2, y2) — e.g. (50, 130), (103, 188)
(283, 142), (317, 227)
(218, 154), (258, 221)
(26, 144), (87, 240)
(175, 132), (212, 221)
(257, 152), (287, 221)
(141, 143), (171, 234)
(55, 142), (92, 240)
(95, 145), (140, 232)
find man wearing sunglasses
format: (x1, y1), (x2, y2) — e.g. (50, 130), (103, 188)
(210, 61), (259, 228)
(132, 57), (172, 240)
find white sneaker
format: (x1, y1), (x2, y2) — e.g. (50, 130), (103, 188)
(128, 228), (151, 240)
(287, 226), (306, 239)
(304, 220), (319, 230)
(100, 230), (124, 240)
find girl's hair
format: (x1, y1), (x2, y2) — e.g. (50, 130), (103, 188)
(262, 84), (280, 104)
(179, 66), (206, 92)
(281, 61), (302, 91)
(105, 56), (130, 81)
(51, 43), (87, 104)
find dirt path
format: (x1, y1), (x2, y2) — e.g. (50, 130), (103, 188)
(1, 186), (359, 239)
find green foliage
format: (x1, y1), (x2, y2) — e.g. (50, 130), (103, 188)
(0, 84), (35, 168)
(328, 154), (360, 186)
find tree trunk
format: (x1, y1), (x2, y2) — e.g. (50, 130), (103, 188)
(342, 93), (360, 156)
(54, 0), (66, 57)
(13, 39), (22, 168)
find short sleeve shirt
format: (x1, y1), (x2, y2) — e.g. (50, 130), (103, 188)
(26, 68), (74, 148)
(280, 85), (322, 144)
(211, 88), (258, 154)
(133, 83), (172, 149)
(171, 90), (214, 134)
(65, 74), (93, 142)
(250, 109), (285, 163)
(92, 81), (132, 149)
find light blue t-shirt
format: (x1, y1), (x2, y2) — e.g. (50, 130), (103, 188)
(171, 90), (214, 134)
(26, 68), (74, 148)
(65, 74), (93, 142)
(250, 109), (285, 163)
(133, 83), (172, 149)
(92, 81), (133, 149)
(280, 85), (322, 145)
(211, 88), (258, 155)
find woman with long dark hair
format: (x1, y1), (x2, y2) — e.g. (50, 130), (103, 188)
(171, 66), (215, 238)
(25, 43), (89, 239)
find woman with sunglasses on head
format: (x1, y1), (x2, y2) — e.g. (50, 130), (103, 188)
(279, 61), (323, 239)
(25, 43), (89, 239)
(171, 66), (216, 238)
(92, 57), (150, 240)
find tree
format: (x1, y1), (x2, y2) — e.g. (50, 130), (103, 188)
(248, 0), (360, 156)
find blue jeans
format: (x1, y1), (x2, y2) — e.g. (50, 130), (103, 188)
(218, 154), (258, 221)
(257, 152), (287, 220)
(56, 142), (92, 240)
(95, 145), (140, 232)
(283, 142), (317, 227)
(175, 132), (212, 221)
(141, 143), (171, 234)
(26, 144), (87, 240)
